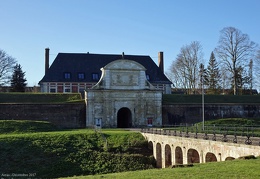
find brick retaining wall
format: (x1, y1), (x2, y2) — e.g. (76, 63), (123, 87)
(1, 103), (259, 128)
(0, 104), (86, 128)
(162, 104), (260, 125)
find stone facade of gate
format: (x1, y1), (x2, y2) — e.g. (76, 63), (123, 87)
(85, 59), (162, 128)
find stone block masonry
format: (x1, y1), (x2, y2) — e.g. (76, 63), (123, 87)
(1, 103), (260, 128)
(142, 132), (260, 168)
(163, 104), (260, 125)
(0, 104), (86, 128)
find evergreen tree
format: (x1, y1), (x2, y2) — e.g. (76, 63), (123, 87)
(205, 52), (221, 94)
(235, 66), (244, 95)
(10, 64), (27, 92)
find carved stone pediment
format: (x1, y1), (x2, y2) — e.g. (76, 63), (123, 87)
(92, 59), (154, 90)
(104, 59), (146, 71)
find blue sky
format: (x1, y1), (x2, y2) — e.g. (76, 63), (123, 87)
(1, 0), (260, 86)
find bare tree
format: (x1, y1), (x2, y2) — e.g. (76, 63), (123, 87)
(220, 67), (231, 94)
(215, 27), (257, 95)
(169, 41), (204, 94)
(0, 49), (17, 86)
(168, 58), (184, 92)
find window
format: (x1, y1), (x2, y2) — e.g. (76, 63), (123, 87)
(146, 74), (150, 80)
(78, 73), (85, 79)
(92, 73), (99, 81)
(147, 117), (153, 126)
(64, 88), (71, 93)
(64, 88), (70, 93)
(49, 84), (56, 93)
(64, 72), (71, 79)
(50, 88), (56, 93)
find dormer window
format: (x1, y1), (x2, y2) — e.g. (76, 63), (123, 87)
(146, 74), (150, 80)
(92, 73), (99, 81)
(78, 73), (85, 79)
(64, 72), (71, 79)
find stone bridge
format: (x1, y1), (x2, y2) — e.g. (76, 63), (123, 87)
(141, 128), (260, 168)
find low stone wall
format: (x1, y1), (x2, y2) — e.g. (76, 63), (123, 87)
(162, 104), (260, 125)
(0, 104), (86, 128)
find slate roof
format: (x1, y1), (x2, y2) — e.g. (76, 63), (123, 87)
(39, 53), (172, 84)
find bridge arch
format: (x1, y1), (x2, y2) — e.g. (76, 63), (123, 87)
(175, 146), (183, 164)
(156, 143), (162, 168)
(225, 157), (235, 161)
(165, 144), (172, 167)
(148, 141), (153, 150)
(205, 152), (217, 162)
(187, 148), (200, 164)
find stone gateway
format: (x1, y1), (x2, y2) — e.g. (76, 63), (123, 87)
(85, 59), (162, 128)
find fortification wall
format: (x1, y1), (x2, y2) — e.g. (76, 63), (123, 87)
(162, 104), (260, 125)
(0, 104), (86, 128)
(1, 103), (260, 128)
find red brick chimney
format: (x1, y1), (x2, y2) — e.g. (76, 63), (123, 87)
(158, 51), (164, 73)
(45, 48), (49, 74)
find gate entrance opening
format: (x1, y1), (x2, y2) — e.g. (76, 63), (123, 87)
(117, 107), (132, 128)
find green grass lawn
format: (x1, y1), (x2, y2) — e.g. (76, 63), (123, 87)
(0, 92), (83, 103)
(2, 93), (260, 104)
(0, 125), (154, 178)
(1, 120), (260, 178)
(163, 94), (260, 104)
(0, 120), (58, 134)
(61, 157), (260, 179)
(163, 118), (260, 137)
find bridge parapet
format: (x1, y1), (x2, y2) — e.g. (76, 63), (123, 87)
(141, 127), (260, 146)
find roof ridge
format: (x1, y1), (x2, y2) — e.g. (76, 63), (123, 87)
(57, 52), (150, 57)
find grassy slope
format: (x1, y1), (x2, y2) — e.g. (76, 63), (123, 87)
(2, 93), (260, 104)
(66, 118), (260, 179)
(0, 128), (154, 178)
(163, 94), (260, 104)
(0, 120), (58, 134)
(0, 92), (83, 103)
(164, 118), (260, 137)
(64, 158), (260, 179)
(1, 120), (260, 178)
(201, 117), (260, 126)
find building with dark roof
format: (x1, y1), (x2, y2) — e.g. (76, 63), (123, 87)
(39, 48), (172, 94)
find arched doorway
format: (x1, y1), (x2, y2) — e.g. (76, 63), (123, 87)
(117, 107), (132, 128)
